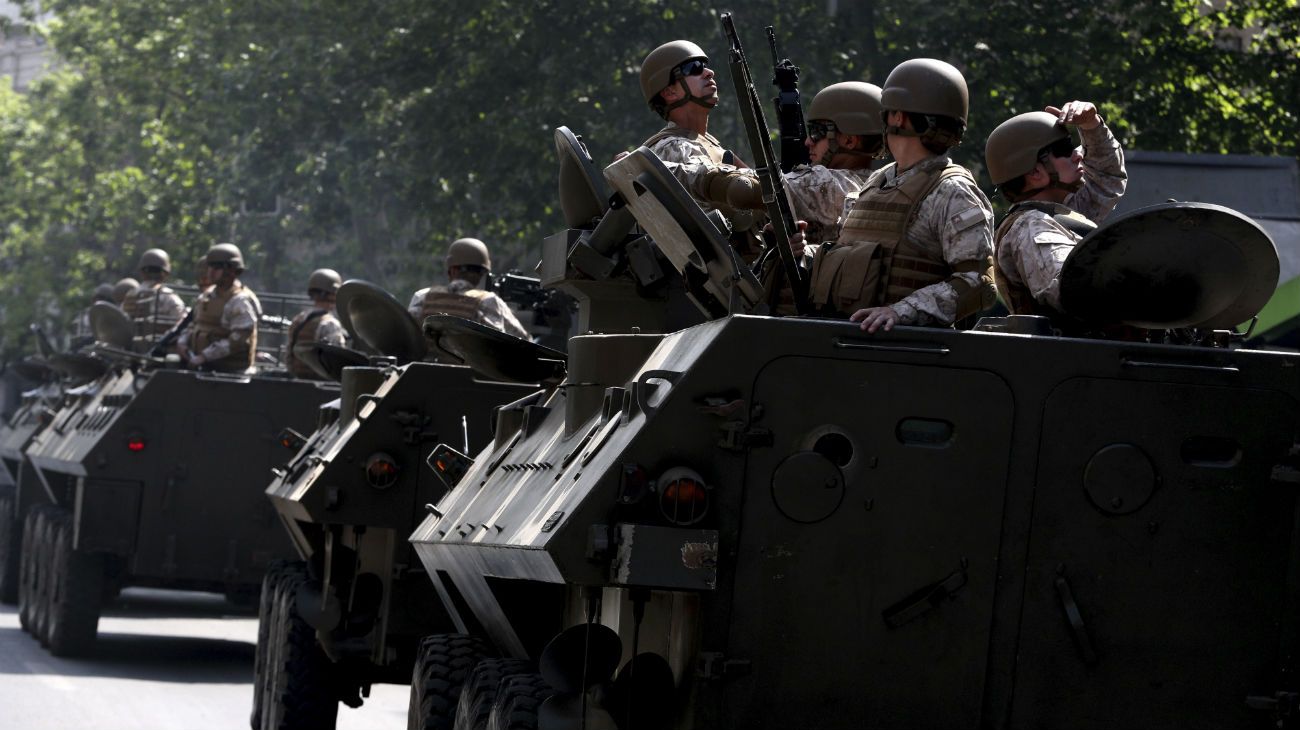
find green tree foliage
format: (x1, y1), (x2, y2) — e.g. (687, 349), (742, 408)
(0, 0), (1295, 356)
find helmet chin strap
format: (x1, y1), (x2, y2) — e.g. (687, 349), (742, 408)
(1013, 161), (1083, 201)
(664, 78), (717, 114)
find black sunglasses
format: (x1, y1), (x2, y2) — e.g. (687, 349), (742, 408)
(1041, 136), (1078, 160)
(207, 261), (236, 270)
(807, 120), (838, 142)
(673, 59), (708, 80)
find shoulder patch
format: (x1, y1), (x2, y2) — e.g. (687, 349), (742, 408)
(951, 206), (986, 232)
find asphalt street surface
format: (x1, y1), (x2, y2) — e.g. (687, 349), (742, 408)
(0, 588), (407, 729)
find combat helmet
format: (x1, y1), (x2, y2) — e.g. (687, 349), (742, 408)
(93, 283), (115, 303)
(807, 81), (885, 163)
(206, 242), (246, 270)
(640, 40), (712, 117)
(986, 111), (1080, 199)
(880, 59), (969, 148)
(307, 268), (342, 294)
(112, 278), (140, 304)
(138, 248), (171, 274)
(446, 238), (491, 271)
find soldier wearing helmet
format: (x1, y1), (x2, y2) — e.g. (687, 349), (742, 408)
(789, 59), (996, 331)
(177, 243), (262, 373)
(285, 268), (348, 379)
(407, 238), (529, 339)
(639, 40), (725, 166)
(111, 278), (140, 306)
(69, 283), (118, 349)
(985, 101), (1127, 320)
(121, 248), (186, 351)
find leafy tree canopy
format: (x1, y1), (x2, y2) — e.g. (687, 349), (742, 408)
(0, 0), (1295, 355)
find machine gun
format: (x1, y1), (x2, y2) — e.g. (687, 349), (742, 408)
(767, 27), (809, 172)
(720, 13), (811, 315)
(492, 270), (575, 348)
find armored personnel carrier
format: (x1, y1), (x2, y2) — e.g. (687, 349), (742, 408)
(253, 280), (545, 730)
(12, 301), (339, 657)
(400, 136), (1300, 730)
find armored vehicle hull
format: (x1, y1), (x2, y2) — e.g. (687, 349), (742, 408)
(14, 367), (337, 656)
(408, 315), (1300, 730)
(0, 387), (61, 602)
(254, 362), (537, 729)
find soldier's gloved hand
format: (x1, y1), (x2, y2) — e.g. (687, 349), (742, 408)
(1046, 101), (1101, 131)
(725, 175), (763, 210)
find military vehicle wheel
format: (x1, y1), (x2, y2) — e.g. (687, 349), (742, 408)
(486, 673), (553, 730)
(454, 658), (532, 730)
(30, 505), (58, 643)
(407, 633), (494, 730)
(0, 485), (19, 603)
(263, 563), (339, 730)
(17, 506), (42, 631)
(45, 510), (104, 657)
(251, 559), (294, 730)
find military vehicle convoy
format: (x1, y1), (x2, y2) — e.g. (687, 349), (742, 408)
(7, 298), (340, 657)
(390, 131), (1300, 730)
(253, 281), (543, 730)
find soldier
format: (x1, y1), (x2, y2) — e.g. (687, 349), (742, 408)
(407, 238), (529, 339)
(639, 40), (727, 169)
(121, 248), (186, 350)
(790, 59), (996, 332)
(70, 284), (116, 349)
(285, 268), (348, 379)
(111, 278), (140, 307)
(984, 102), (1127, 320)
(177, 243), (262, 373)
(712, 81), (885, 245)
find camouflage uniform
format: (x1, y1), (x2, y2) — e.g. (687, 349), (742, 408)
(812, 155), (996, 326)
(408, 279), (530, 340)
(178, 283), (261, 372)
(994, 122), (1127, 312)
(285, 306), (346, 379)
(124, 282), (186, 346)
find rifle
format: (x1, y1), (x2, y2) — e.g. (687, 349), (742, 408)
(767, 27), (809, 172)
(149, 306), (195, 357)
(720, 13), (811, 316)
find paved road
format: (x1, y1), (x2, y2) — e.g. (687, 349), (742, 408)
(0, 588), (408, 729)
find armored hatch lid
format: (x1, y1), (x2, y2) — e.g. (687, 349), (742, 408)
(422, 315), (566, 384)
(293, 342), (370, 382)
(556, 126), (610, 228)
(88, 301), (134, 350)
(335, 280), (428, 364)
(12, 356), (54, 382)
(603, 147), (764, 317)
(1059, 201), (1279, 329)
(47, 351), (108, 384)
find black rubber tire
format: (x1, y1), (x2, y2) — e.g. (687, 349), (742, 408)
(45, 510), (104, 657)
(30, 505), (57, 644)
(407, 634), (494, 730)
(251, 559), (294, 730)
(262, 562), (339, 730)
(455, 658), (533, 730)
(486, 673), (553, 730)
(17, 506), (40, 631)
(0, 485), (19, 604)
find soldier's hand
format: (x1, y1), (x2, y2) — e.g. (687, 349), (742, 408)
(767, 219), (809, 257)
(1046, 101), (1101, 131)
(611, 150), (631, 163)
(850, 306), (900, 333)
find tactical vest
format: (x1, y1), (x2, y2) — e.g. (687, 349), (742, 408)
(192, 283), (257, 372)
(286, 308), (331, 379)
(810, 159), (991, 319)
(126, 283), (182, 338)
(993, 201), (1097, 318)
(420, 286), (491, 324)
(643, 125), (727, 165)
